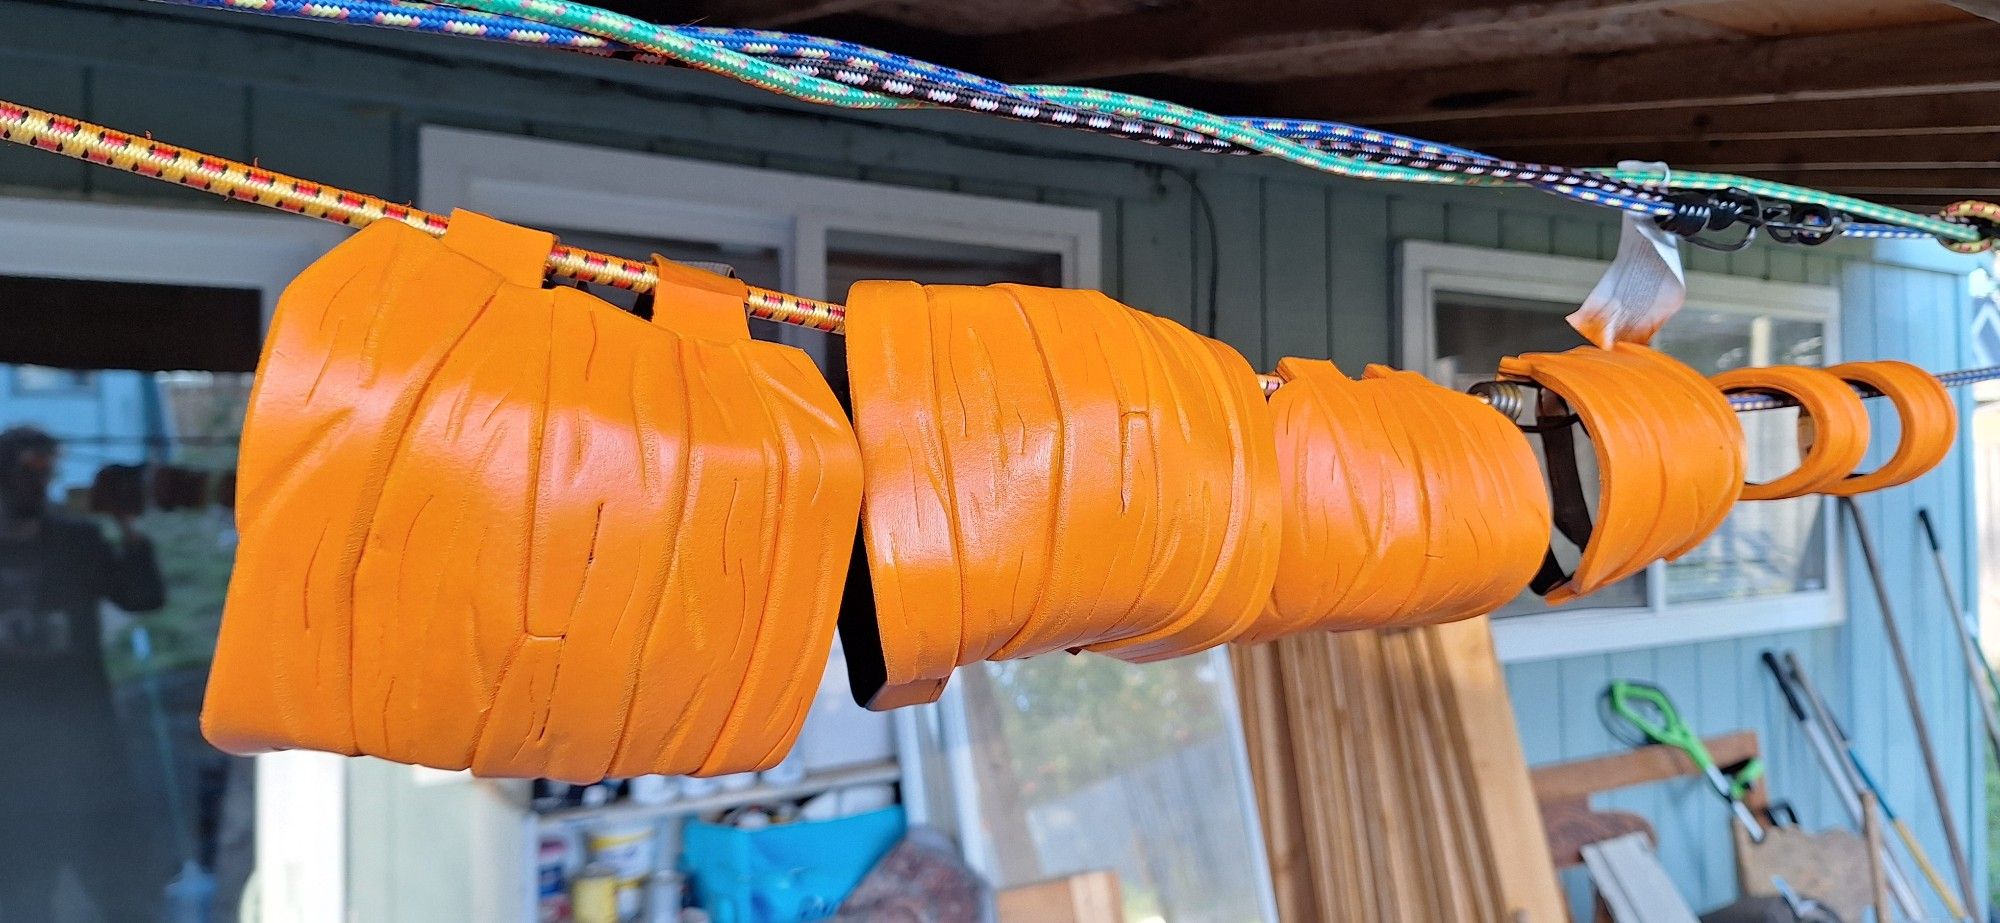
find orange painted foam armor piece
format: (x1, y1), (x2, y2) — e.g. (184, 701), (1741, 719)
(1498, 343), (1745, 605)
(1821, 359), (1957, 496)
(1240, 359), (1550, 641)
(844, 281), (1280, 703)
(1709, 365), (1872, 501)
(201, 211), (862, 783)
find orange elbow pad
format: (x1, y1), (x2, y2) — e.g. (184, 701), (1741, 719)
(1709, 365), (1871, 501)
(841, 281), (1279, 709)
(1498, 343), (1745, 605)
(1241, 359), (1549, 641)
(1821, 360), (1956, 496)
(202, 211), (862, 783)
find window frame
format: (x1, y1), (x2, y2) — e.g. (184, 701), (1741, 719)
(0, 195), (350, 922)
(9, 365), (98, 396)
(1399, 240), (1846, 663)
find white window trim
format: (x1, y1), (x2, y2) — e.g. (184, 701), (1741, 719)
(0, 195), (351, 923)
(418, 126), (1103, 303)
(1400, 240), (1847, 663)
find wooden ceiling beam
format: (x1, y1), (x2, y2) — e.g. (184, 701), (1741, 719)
(1727, 166), (2000, 197)
(1482, 134), (2000, 174)
(970, 0), (1701, 84)
(1364, 94), (2000, 147)
(1938, 0), (2000, 24)
(695, 0), (887, 28)
(1247, 20), (2000, 124)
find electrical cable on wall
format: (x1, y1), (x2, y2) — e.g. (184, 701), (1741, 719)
(153, 0), (1996, 249)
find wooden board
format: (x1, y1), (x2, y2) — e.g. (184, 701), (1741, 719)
(1235, 617), (1567, 922)
(1426, 617), (1569, 922)
(995, 870), (1123, 923)
(1581, 833), (1701, 923)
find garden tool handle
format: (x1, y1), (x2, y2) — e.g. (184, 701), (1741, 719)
(1607, 682), (1764, 842)
(1607, 681), (1709, 767)
(1918, 507), (1943, 552)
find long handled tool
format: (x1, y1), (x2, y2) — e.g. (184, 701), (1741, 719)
(1916, 508), (2000, 760)
(1841, 497), (1980, 919)
(1599, 681), (1766, 842)
(1766, 650), (1946, 921)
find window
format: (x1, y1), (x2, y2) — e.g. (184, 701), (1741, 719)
(0, 197), (347, 922)
(1403, 241), (1843, 662)
(12, 364), (95, 394)
(421, 128), (1276, 923)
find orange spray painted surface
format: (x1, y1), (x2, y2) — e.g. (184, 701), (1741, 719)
(1821, 359), (1957, 496)
(1709, 365), (1871, 501)
(842, 281), (1279, 707)
(1241, 359), (1549, 641)
(1498, 343), (1744, 605)
(201, 212), (862, 782)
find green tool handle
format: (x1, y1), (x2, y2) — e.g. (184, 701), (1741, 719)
(1606, 681), (1713, 768)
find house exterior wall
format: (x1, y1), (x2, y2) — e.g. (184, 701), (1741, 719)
(1, 1), (1982, 916)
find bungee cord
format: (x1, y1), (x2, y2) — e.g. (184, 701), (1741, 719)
(6, 96), (1997, 419)
(1, 101), (844, 331)
(148, 0), (1978, 244)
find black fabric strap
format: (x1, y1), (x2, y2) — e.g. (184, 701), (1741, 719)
(1530, 391), (1596, 597)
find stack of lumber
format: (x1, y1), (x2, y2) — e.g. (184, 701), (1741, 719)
(1232, 616), (1565, 923)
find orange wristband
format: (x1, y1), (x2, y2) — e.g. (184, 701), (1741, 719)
(841, 280), (1280, 707)
(1498, 343), (1745, 605)
(1709, 365), (1871, 501)
(1242, 359), (1548, 640)
(205, 212), (863, 783)
(1821, 360), (1957, 495)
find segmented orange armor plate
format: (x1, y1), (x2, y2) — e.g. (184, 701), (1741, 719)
(1822, 359), (1957, 496)
(843, 281), (1280, 708)
(1241, 359), (1549, 641)
(1498, 343), (1745, 605)
(201, 212), (863, 782)
(1709, 365), (1871, 501)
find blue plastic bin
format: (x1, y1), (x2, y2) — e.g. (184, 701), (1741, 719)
(681, 806), (906, 922)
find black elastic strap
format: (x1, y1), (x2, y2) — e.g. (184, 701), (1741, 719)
(1530, 391), (1596, 597)
(835, 524), (892, 708)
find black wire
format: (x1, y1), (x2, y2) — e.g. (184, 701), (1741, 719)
(1164, 166), (1222, 338)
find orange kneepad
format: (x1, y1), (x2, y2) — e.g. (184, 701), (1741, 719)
(1240, 359), (1549, 642)
(1709, 365), (1871, 501)
(1498, 343), (1745, 605)
(842, 281), (1280, 708)
(1821, 360), (1957, 496)
(202, 211), (861, 782)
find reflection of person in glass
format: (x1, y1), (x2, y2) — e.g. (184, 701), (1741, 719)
(0, 427), (166, 920)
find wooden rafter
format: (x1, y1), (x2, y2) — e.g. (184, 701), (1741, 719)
(1485, 134), (2000, 172)
(973, 0), (1708, 83)
(1245, 20), (2000, 124)
(1359, 93), (2000, 147)
(694, 0), (887, 28)
(1938, 0), (2000, 23)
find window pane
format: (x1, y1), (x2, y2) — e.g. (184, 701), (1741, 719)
(12, 366), (95, 394)
(956, 653), (1268, 923)
(1432, 293), (1830, 611)
(1657, 313), (1829, 604)
(0, 271), (260, 921)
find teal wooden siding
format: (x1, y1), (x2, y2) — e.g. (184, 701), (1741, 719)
(2, 2), (1983, 916)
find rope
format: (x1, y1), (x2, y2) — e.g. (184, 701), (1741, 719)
(7, 95), (1999, 410)
(138, 0), (1978, 244)
(454, 0), (1983, 243)
(0, 100), (844, 331)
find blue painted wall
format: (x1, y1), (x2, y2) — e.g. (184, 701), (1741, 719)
(2, 1), (1982, 916)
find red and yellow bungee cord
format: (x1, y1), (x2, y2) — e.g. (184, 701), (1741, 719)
(0, 98), (845, 331)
